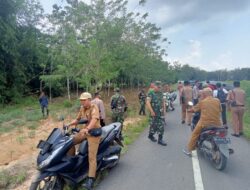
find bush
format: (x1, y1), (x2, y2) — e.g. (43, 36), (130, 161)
(63, 100), (73, 108)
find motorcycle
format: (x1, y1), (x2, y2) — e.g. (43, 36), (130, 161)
(188, 101), (232, 171)
(29, 119), (123, 190)
(163, 92), (176, 112)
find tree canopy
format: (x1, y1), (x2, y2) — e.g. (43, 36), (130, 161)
(0, 0), (249, 104)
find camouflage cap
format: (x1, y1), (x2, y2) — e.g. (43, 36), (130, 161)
(79, 92), (92, 100)
(114, 87), (120, 92)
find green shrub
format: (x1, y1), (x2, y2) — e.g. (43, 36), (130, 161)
(27, 122), (39, 130)
(25, 111), (42, 121)
(0, 168), (27, 189)
(63, 100), (73, 108)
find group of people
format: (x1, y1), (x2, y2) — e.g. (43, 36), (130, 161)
(37, 79), (246, 187)
(38, 88), (127, 189)
(178, 80), (246, 156)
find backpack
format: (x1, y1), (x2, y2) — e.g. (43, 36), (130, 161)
(217, 89), (227, 103)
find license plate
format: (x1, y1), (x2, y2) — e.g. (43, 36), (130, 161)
(214, 137), (230, 144)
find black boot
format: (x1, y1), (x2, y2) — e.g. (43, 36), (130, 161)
(148, 134), (157, 142)
(158, 135), (167, 146)
(82, 177), (94, 190)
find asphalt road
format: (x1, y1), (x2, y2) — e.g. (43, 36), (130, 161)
(95, 101), (250, 190)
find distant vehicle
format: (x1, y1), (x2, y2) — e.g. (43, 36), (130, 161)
(222, 83), (233, 91)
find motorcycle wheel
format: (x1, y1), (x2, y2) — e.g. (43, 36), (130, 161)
(29, 174), (64, 190)
(212, 150), (227, 171)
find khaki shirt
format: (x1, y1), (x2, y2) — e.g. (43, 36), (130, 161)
(91, 98), (106, 120)
(181, 86), (193, 104)
(227, 87), (246, 106)
(76, 104), (101, 129)
(193, 96), (221, 126)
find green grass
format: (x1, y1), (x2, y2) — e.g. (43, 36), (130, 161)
(0, 167), (28, 189)
(240, 81), (250, 139)
(122, 118), (148, 153)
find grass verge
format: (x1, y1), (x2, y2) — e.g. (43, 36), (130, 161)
(0, 165), (28, 190)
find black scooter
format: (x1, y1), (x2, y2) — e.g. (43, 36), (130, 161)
(29, 119), (123, 190)
(189, 102), (232, 171)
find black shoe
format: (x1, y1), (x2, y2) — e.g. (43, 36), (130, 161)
(231, 133), (240, 137)
(239, 132), (244, 136)
(82, 177), (94, 190)
(181, 120), (185, 124)
(188, 123), (191, 126)
(158, 135), (167, 146)
(229, 148), (234, 154)
(182, 149), (192, 157)
(148, 134), (157, 142)
(158, 139), (167, 146)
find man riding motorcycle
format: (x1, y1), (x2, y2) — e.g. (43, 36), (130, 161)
(183, 88), (222, 156)
(67, 92), (101, 189)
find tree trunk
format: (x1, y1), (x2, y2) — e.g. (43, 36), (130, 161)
(76, 81), (79, 98)
(49, 60), (52, 101)
(67, 77), (71, 100)
(108, 80), (110, 97)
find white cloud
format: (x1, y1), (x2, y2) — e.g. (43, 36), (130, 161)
(208, 51), (233, 71)
(183, 40), (202, 63)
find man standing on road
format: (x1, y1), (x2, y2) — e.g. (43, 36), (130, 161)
(180, 81), (193, 125)
(213, 82), (228, 126)
(138, 89), (147, 115)
(227, 81), (246, 137)
(183, 88), (222, 156)
(177, 81), (183, 104)
(192, 81), (199, 105)
(146, 81), (167, 146)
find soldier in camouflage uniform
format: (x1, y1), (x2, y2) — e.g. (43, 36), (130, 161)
(138, 89), (146, 115)
(146, 81), (167, 146)
(110, 88), (127, 137)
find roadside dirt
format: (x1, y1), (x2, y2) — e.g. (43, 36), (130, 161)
(0, 89), (144, 190)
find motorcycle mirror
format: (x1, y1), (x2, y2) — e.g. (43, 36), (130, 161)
(188, 101), (194, 106)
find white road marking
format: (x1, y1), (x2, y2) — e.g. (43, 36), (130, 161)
(192, 150), (204, 190)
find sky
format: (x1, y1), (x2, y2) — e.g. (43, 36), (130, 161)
(39, 0), (250, 71)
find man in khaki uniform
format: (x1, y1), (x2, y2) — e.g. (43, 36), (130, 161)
(183, 88), (222, 155)
(177, 81), (183, 104)
(227, 81), (246, 137)
(67, 92), (101, 189)
(180, 80), (193, 125)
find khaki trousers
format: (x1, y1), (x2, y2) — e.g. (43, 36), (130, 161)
(187, 122), (220, 151)
(231, 107), (245, 135)
(182, 104), (192, 124)
(68, 131), (101, 178)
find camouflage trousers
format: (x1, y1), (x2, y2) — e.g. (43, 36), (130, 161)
(149, 116), (164, 136)
(139, 101), (146, 115)
(112, 112), (125, 126)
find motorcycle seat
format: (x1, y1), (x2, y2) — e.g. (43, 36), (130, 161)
(101, 123), (117, 140)
(201, 126), (225, 133)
